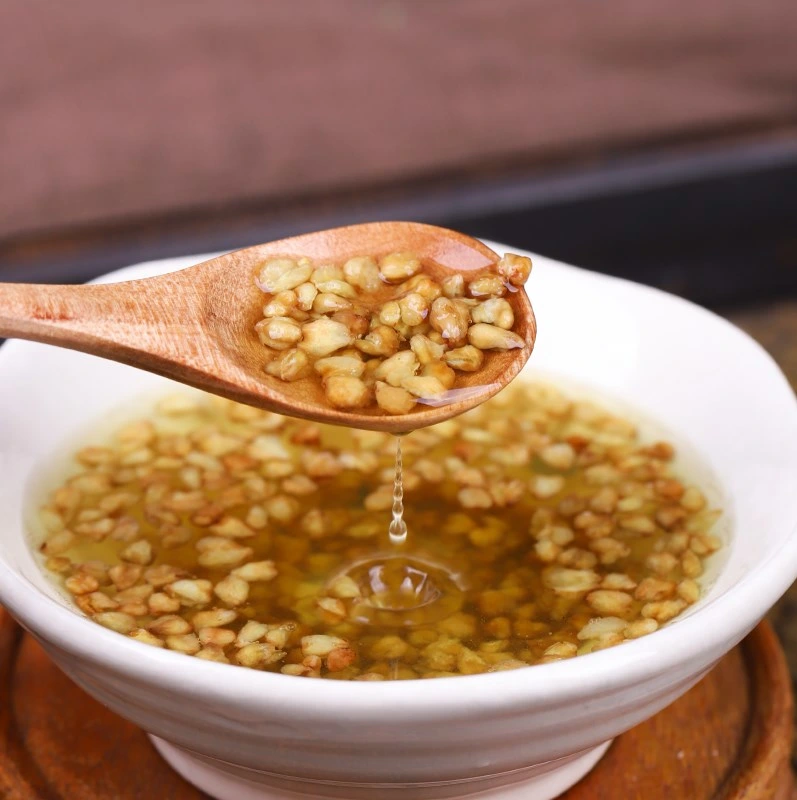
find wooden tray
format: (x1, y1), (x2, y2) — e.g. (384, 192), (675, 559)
(0, 608), (793, 799)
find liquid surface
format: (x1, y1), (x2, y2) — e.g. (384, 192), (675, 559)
(35, 382), (722, 680)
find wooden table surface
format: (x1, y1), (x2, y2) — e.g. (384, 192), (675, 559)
(729, 301), (797, 769)
(0, 607), (794, 799)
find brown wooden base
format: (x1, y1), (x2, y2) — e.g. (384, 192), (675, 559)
(0, 609), (793, 799)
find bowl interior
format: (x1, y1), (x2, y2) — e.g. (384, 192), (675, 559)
(1, 245), (797, 671)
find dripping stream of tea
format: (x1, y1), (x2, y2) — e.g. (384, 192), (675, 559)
(388, 434), (408, 546)
(332, 434), (465, 626)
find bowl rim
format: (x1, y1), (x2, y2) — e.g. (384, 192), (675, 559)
(1, 246), (796, 718)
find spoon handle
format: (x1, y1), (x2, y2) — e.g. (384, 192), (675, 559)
(0, 277), (305, 417)
(0, 281), (159, 351)
(0, 279), (206, 373)
(0, 281), (120, 345)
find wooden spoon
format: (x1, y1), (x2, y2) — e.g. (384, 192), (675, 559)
(0, 222), (536, 432)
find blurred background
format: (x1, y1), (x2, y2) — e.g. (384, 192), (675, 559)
(3, 0), (797, 726)
(2, 0), (796, 310)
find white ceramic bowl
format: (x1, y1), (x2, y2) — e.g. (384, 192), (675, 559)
(2, 245), (797, 800)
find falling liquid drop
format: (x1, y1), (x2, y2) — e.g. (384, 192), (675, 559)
(326, 434), (465, 627)
(388, 436), (407, 546)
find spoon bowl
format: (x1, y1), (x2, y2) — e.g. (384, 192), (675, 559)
(0, 222), (535, 432)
